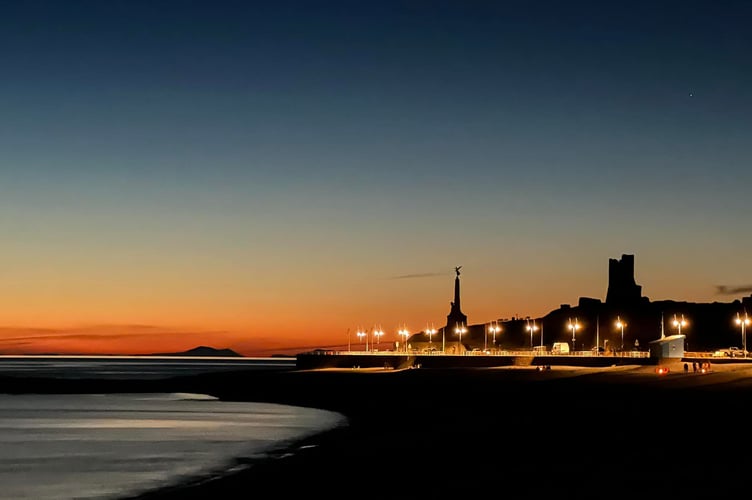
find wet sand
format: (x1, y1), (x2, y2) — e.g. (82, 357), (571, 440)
(116, 362), (752, 499)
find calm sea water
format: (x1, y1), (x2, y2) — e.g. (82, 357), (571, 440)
(0, 357), (346, 500)
(0, 355), (297, 379)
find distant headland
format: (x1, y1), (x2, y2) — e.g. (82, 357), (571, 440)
(149, 346), (242, 357)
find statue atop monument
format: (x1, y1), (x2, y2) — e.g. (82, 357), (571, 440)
(446, 266), (468, 330)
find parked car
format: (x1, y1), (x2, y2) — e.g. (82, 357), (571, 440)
(728, 347), (748, 357)
(551, 342), (570, 354)
(712, 347), (749, 357)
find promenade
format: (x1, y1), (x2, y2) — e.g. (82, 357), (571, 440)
(297, 348), (653, 370)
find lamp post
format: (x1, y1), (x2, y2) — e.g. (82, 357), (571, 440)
(568, 317), (580, 353)
(540, 322), (544, 349)
(426, 326), (437, 352)
(357, 329), (367, 352)
(616, 316), (626, 351)
(488, 323), (501, 352)
(373, 328), (384, 351)
(398, 327), (410, 353)
(526, 319), (539, 349)
(672, 314), (687, 336)
(736, 312), (750, 358)
(455, 324), (467, 354)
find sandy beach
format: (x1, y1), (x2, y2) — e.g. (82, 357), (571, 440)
(91, 361), (750, 499)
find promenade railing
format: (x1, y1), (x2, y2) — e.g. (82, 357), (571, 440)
(327, 349), (651, 358)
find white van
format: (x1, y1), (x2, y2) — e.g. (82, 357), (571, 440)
(551, 342), (570, 354)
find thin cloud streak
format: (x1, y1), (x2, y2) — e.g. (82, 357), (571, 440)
(389, 272), (447, 280)
(715, 285), (752, 295)
(0, 326), (230, 344)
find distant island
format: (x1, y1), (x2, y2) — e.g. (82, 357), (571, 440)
(149, 346), (243, 357)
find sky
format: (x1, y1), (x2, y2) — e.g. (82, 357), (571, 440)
(1, 0), (750, 356)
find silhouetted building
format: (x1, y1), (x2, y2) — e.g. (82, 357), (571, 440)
(578, 297), (602, 308)
(446, 266), (467, 332)
(606, 254), (643, 305)
(649, 334), (685, 359)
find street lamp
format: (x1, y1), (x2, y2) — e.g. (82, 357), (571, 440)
(616, 316), (626, 351)
(426, 326), (437, 352)
(735, 312), (750, 358)
(539, 321), (544, 349)
(488, 322), (501, 352)
(373, 328), (384, 351)
(356, 329), (367, 352)
(526, 319), (539, 349)
(398, 327), (410, 353)
(568, 317), (580, 352)
(672, 314), (687, 336)
(455, 324), (467, 354)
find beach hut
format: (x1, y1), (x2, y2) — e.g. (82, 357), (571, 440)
(648, 334), (685, 359)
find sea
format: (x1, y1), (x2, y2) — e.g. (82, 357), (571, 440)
(0, 356), (347, 500)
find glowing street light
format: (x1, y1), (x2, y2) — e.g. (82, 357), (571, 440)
(426, 326), (437, 352)
(373, 327), (384, 351)
(735, 312), (750, 358)
(672, 314), (687, 336)
(356, 329), (367, 352)
(526, 319), (539, 349)
(568, 317), (580, 352)
(616, 316), (626, 351)
(488, 322), (501, 352)
(455, 324), (467, 354)
(398, 326), (410, 353)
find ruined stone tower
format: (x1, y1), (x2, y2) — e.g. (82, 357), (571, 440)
(605, 254), (642, 305)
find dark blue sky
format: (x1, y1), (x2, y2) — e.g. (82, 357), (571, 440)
(1, 0), (750, 353)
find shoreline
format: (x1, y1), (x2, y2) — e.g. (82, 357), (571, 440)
(124, 425), (353, 500)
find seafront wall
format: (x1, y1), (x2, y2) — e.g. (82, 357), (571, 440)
(295, 352), (658, 370)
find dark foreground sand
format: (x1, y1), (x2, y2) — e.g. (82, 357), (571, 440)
(6, 362), (752, 499)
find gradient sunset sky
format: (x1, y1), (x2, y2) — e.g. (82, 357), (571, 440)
(1, 1), (750, 356)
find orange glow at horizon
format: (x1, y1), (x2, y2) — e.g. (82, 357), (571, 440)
(0, 253), (732, 357)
